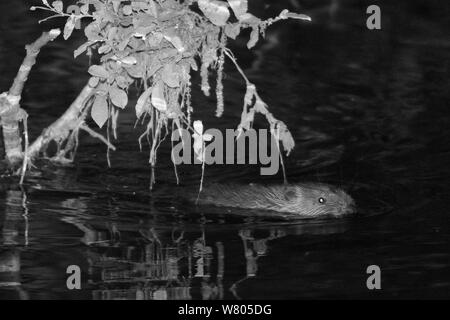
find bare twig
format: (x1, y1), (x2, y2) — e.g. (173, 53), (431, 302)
(80, 124), (116, 151)
(26, 84), (95, 159)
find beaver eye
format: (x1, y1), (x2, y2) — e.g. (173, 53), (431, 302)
(318, 197), (326, 204)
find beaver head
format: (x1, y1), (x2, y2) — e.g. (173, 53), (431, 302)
(279, 183), (356, 217)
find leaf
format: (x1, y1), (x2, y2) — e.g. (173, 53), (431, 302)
(254, 99), (268, 115)
(111, 0), (120, 13)
(115, 75), (128, 89)
(165, 35), (184, 52)
(84, 22), (102, 41)
(224, 23), (241, 39)
(148, 62), (163, 78)
(158, 9), (181, 21)
(80, 4), (89, 15)
(193, 120), (204, 136)
(124, 64), (145, 78)
(88, 77), (99, 88)
(98, 44), (111, 54)
(120, 56), (137, 65)
(96, 83), (109, 96)
(192, 120), (212, 162)
(244, 84), (255, 106)
(227, 0), (247, 19)
(161, 63), (180, 88)
(237, 13), (260, 24)
(179, 63), (191, 83)
(167, 101), (182, 119)
(88, 65), (109, 79)
(192, 120), (204, 162)
(117, 37), (131, 51)
(74, 41), (90, 58)
(52, 1), (63, 12)
(91, 95), (109, 128)
(109, 85), (128, 109)
(133, 26), (153, 39)
(158, 48), (178, 60)
(132, 1), (150, 12)
(63, 15), (77, 40)
(281, 130), (295, 155)
(279, 9), (311, 21)
(247, 26), (259, 49)
(239, 108), (255, 131)
(122, 5), (132, 15)
(135, 86), (152, 118)
(163, 29), (185, 52)
(148, 32), (163, 47)
(275, 121), (295, 156)
(107, 27), (118, 41)
(151, 81), (167, 112)
(286, 13), (311, 21)
(189, 58), (198, 71)
(198, 0), (230, 26)
(147, 0), (158, 17)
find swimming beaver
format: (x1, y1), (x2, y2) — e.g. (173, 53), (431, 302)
(195, 183), (356, 218)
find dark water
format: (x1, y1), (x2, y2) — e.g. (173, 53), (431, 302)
(0, 1), (449, 299)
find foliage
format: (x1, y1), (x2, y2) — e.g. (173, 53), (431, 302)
(33, 0), (310, 184)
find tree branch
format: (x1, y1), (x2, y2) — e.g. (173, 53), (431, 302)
(0, 29), (61, 166)
(26, 84), (95, 159)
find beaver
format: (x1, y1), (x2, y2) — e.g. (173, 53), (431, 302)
(194, 183), (356, 218)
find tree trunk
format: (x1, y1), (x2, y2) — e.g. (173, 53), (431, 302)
(0, 29), (61, 165)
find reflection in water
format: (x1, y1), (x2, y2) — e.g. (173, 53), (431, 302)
(0, 190), (29, 299)
(1, 188), (352, 300)
(61, 208), (348, 300)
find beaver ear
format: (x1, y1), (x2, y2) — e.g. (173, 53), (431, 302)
(284, 189), (297, 201)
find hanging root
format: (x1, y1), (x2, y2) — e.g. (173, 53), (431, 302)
(171, 120), (180, 185)
(223, 48), (294, 182)
(19, 113), (29, 184)
(149, 117), (163, 190)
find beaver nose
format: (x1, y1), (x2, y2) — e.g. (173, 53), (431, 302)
(346, 202), (357, 214)
(337, 198), (356, 215)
